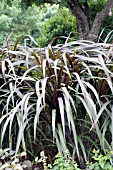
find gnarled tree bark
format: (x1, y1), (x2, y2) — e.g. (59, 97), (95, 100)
(67, 0), (90, 39)
(67, 0), (113, 41)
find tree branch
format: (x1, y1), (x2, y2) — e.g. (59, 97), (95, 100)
(82, 1), (90, 24)
(67, 0), (90, 39)
(88, 0), (113, 41)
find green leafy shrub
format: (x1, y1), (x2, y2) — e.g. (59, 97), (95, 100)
(48, 152), (80, 170)
(1, 149), (113, 170)
(87, 149), (113, 170)
(0, 1), (59, 46)
(35, 150), (80, 170)
(36, 7), (77, 47)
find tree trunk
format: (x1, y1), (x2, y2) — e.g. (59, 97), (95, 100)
(67, 0), (90, 40)
(67, 0), (113, 41)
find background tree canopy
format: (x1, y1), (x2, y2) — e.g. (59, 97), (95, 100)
(0, 0), (113, 46)
(1, 0), (113, 41)
(0, 0), (77, 47)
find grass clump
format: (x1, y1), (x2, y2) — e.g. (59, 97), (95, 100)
(0, 35), (113, 169)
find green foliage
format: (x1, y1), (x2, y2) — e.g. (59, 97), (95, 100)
(35, 150), (80, 170)
(36, 7), (77, 47)
(0, 149), (80, 170)
(0, 1), (77, 47)
(87, 149), (113, 170)
(0, 1), (59, 46)
(48, 152), (80, 170)
(1, 148), (113, 170)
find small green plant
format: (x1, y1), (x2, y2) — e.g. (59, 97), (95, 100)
(35, 150), (80, 170)
(86, 149), (113, 170)
(48, 151), (80, 170)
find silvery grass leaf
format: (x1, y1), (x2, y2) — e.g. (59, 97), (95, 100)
(25, 35), (39, 47)
(104, 30), (113, 43)
(52, 109), (56, 140)
(58, 97), (65, 139)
